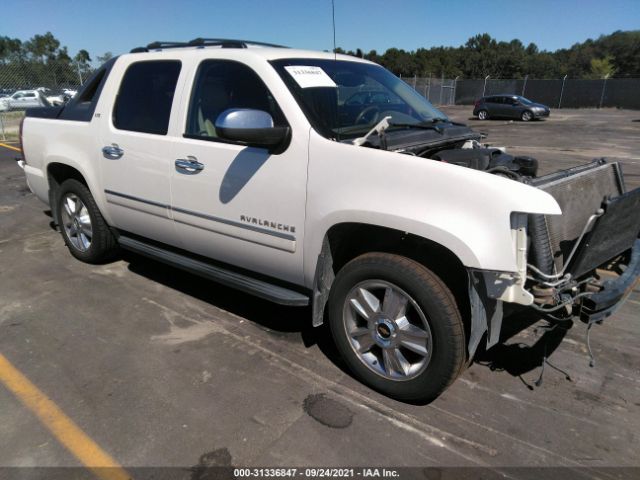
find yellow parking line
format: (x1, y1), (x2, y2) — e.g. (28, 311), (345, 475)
(0, 142), (21, 152)
(0, 353), (132, 480)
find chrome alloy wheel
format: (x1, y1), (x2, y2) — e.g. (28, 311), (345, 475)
(60, 193), (92, 252)
(478, 110), (488, 120)
(343, 280), (433, 381)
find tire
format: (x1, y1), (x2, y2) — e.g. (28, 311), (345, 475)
(55, 179), (118, 263)
(328, 252), (465, 403)
(521, 110), (533, 121)
(477, 109), (489, 120)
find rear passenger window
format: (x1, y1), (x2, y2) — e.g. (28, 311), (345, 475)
(113, 60), (181, 135)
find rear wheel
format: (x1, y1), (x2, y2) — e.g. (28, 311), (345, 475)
(477, 109), (489, 120)
(521, 110), (533, 121)
(56, 179), (118, 263)
(328, 253), (465, 402)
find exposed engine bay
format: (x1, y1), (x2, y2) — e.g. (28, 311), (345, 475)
(351, 115), (539, 179)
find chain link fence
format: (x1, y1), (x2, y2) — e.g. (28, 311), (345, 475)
(2, 62), (640, 140)
(0, 61), (94, 140)
(403, 75), (640, 109)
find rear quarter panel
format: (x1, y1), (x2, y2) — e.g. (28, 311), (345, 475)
(22, 117), (113, 224)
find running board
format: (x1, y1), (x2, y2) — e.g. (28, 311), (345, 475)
(118, 236), (309, 307)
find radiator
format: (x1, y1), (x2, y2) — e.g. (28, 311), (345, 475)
(528, 160), (625, 274)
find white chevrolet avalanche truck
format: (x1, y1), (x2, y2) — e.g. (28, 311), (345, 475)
(18, 39), (640, 402)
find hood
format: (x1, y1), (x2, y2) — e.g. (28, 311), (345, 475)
(530, 103), (549, 110)
(368, 122), (481, 152)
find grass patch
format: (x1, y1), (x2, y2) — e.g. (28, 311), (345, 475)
(1, 132), (19, 142)
(1, 111), (26, 120)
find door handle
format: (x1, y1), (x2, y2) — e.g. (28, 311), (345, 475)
(175, 156), (204, 174)
(102, 144), (124, 159)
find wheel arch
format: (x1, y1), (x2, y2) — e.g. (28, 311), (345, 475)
(47, 162), (87, 223)
(311, 222), (471, 345)
(45, 160), (110, 226)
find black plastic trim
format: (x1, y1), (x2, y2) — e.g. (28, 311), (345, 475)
(104, 189), (296, 241)
(104, 189), (168, 209)
(118, 235), (309, 306)
(58, 57), (118, 122)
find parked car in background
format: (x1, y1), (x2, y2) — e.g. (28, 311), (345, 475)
(0, 90), (51, 111)
(62, 88), (78, 98)
(473, 95), (550, 121)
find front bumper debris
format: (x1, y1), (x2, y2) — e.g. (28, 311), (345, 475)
(580, 239), (640, 322)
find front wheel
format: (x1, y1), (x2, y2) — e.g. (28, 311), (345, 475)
(477, 109), (489, 120)
(328, 253), (466, 403)
(521, 110), (533, 121)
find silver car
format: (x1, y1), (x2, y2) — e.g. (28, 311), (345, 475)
(0, 90), (51, 111)
(473, 94), (550, 121)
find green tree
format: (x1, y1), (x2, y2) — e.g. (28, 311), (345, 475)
(74, 49), (91, 64)
(97, 51), (114, 64)
(589, 56), (616, 78)
(0, 36), (23, 64)
(24, 32), (60, 63)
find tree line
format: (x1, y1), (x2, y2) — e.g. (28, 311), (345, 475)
(0, 32), (113, 88)
(1, 30), (638, 89)
(336, 30), (640, 79)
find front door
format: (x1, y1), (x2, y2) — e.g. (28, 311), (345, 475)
(100, 59), (184, 246)
(170, 59), (308, 285)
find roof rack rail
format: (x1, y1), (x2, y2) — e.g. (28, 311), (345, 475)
(187, 38), (287, 48)
(148, 41), (190, 50)
(129, 41), (189, 53)
(130, 38), (287, 53)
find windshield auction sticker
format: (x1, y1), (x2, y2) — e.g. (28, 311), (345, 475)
(284, 66), (337, 88)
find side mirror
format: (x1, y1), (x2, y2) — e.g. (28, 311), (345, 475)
(215, 108), (289, 151)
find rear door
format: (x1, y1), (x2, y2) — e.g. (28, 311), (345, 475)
(99, 59), (184, 246)
(490, 96), (508, 117)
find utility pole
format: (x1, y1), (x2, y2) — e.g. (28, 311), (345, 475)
(483, 75), (490, 97)
(558, 74), (568, 109)
(453, 76), (460, 105)
(76, 62), (84, 86)
(599, 73), (610, 109)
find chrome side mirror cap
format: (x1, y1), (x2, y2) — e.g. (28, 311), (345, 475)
(215, 108), (289, 151)
(215, 108), (274, 130)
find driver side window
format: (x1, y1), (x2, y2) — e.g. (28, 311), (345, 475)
(186, 60), (287, 140)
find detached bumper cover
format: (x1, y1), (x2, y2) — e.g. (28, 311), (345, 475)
(580, 239), (640, 322)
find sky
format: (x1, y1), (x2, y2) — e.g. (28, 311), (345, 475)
(2, 0), (639, 60)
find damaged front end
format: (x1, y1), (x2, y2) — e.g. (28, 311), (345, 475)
(468, 159), (640, 357)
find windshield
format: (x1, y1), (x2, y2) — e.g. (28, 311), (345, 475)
(270, 58), (448, 140)
(517, 96), (535, 105)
